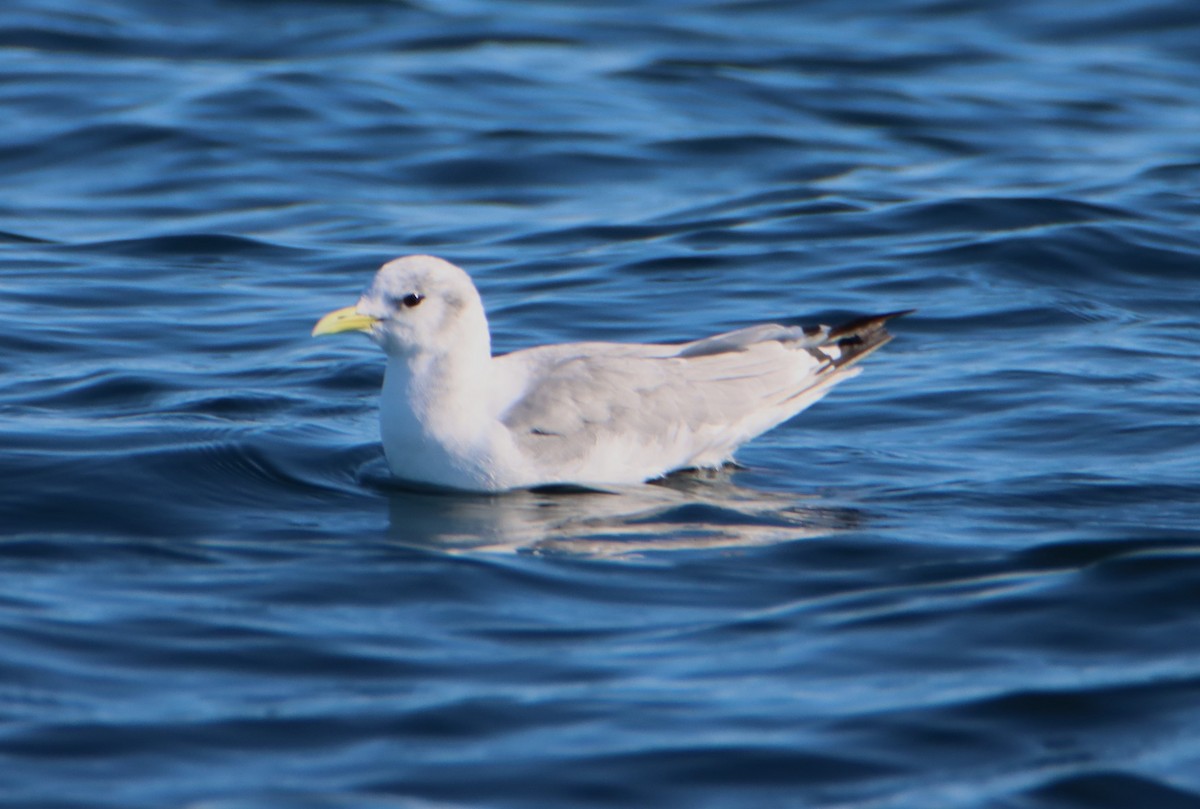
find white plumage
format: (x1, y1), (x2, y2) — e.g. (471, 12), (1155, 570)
(313, 255), (907, 493)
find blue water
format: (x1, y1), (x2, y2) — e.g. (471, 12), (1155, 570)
(3, 1), (1200, 807)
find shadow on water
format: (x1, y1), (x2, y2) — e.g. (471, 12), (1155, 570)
(370, 466), (863, 559)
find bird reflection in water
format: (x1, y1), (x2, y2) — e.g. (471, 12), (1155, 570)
(376, 466), (863, 559)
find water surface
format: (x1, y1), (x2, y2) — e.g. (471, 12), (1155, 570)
(2, 1), (1200, 807)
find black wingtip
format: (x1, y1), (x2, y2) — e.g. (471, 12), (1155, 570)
(825, 309), (913, 369)
(828, 309), (916, 339)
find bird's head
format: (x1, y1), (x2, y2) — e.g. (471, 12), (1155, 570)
(312, 255), (490, 359)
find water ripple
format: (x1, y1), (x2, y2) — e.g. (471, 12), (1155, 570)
(2, 1), (1200, 807)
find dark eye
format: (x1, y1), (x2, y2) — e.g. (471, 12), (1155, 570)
(401, 293), (424, 308)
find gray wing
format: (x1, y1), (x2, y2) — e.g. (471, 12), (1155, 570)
(497, 312), (907, 478)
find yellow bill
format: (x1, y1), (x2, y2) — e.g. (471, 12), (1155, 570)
(312, 305), (379, 337)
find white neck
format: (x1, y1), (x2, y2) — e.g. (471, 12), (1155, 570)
(378, 328), (501, 488)
(384, 338), (491, 431)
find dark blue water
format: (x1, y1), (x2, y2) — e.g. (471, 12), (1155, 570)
(3, 1), (1200, 807)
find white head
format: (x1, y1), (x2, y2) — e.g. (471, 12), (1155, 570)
(313, 255), (491, 360)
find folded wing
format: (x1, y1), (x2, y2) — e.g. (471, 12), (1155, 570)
(498, 311), (909, 483)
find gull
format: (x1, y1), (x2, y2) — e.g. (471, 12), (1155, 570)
(313, 255), (908, 493)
